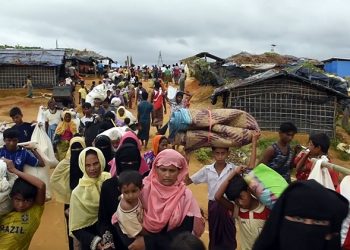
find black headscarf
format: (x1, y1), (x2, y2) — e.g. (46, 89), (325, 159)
(69, 141), (85, 190)
(115, 143), (141, 176)
(253, 180), (348, 250)
(94, 135), (113, 172)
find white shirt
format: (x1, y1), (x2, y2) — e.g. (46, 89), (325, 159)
(65, 77), (73, 86)
(80, 116), (94, 126)
(44, 109), (62, 125)
(190, 162), (236, 201)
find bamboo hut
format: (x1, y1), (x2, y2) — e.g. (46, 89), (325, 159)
(0, 49), (65, 88)
(212, 69), (349, 137)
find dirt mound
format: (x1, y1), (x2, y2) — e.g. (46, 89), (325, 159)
(227, 51), (297, 65)
(184, 77), (221, 108)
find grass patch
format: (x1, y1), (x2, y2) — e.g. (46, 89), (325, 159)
(339, 151), (350, 161)
(194, 148), (212, 163)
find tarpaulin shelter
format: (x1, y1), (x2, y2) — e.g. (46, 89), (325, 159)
(0, 49), (65, 88)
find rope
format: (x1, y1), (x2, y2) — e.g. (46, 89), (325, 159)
(208, 108), (212, 143)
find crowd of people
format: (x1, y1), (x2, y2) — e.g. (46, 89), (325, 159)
(0, 64), (349, 250)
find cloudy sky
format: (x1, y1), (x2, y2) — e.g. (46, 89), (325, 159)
(1, 0), (350, 65)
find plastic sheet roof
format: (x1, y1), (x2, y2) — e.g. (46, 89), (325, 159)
(0, 49), (65, 66)
(212, 68), (349, 99)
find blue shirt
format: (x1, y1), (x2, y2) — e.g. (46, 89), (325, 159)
(0, 146), (39, 171)
(138, 101), (153, 123)
(12, 123), (34, 143)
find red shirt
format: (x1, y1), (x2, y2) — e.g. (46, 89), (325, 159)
(294, 152), (339, 189)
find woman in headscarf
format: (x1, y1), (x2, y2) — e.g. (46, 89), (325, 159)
(143, 135), (169, 169)
(98, 140), (146, 250)
(69, 147), (111, 250)
(125, 149), (205, 250)
(55, 111), (78, 161)
(253, 179), (349, 250)
(116, 106), (137, 126)
(94, 135), (113, 172)
(50, 136), (86, 250)
(109, 131), (149, 177)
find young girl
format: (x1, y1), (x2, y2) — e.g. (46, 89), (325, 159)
(55, 111), (78, 161)
(44, 99), (62, 143)
(0, 158), (46, 250)
(111, 171), (143, 241)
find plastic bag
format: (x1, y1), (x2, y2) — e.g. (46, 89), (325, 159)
(0, 160), (17, 216)
(23, 164), (51, 200)
(307, 156), (334, 190)
(31, 124), (58, 168)
(244, 163), (288, 209)
(85, 83), (108, 106)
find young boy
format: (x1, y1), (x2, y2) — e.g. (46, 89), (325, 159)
(214, 168), (270, 250)
(0, 128), (45, 171)
(9, 107), (34, 143)
(186, 132), (260, 250)
(294, 133), (339, 189)
(0, 158), (46, 249)
(78, 81), (89, 105)
(259, 122), (298, 183)
(44, 99), (62, 143)
(111, 171), (143, 245)
(185, 147), (236, 250)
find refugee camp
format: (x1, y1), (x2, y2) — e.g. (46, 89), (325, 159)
(0, 1), (350, 250)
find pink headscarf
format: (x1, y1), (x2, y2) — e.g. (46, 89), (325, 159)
(109, 131), (149, 177)
(141, 149), (204, 236)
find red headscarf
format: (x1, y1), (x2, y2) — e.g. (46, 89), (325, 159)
(109, 131), (149, 177)
(141, 149), (204, 236)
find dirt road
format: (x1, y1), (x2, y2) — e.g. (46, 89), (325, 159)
(0, 78), (348, 250)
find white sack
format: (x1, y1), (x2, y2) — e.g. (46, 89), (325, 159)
(307, 156), (334, 190)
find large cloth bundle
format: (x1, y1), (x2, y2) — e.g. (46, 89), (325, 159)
(85, 83), (108, 106)
(171, 108), (260, 152)
(0, 160), (17, 216)
(244, 163), (288, 209)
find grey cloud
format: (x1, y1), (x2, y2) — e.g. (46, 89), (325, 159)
(1, 0), (350, 64)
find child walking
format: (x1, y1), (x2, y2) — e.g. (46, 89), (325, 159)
(111, 171), (144, 246)
(186, 147), (237, 250)
(215, 168), (270, 250)
(0, 158), (46, 249)
(186, 131), (260, 250)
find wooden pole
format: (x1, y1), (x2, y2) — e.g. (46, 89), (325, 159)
(311, 158), (350, 175)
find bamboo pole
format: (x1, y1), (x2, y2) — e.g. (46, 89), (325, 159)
(311, 158), (350, 175)
(110, 118), (117, 127)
